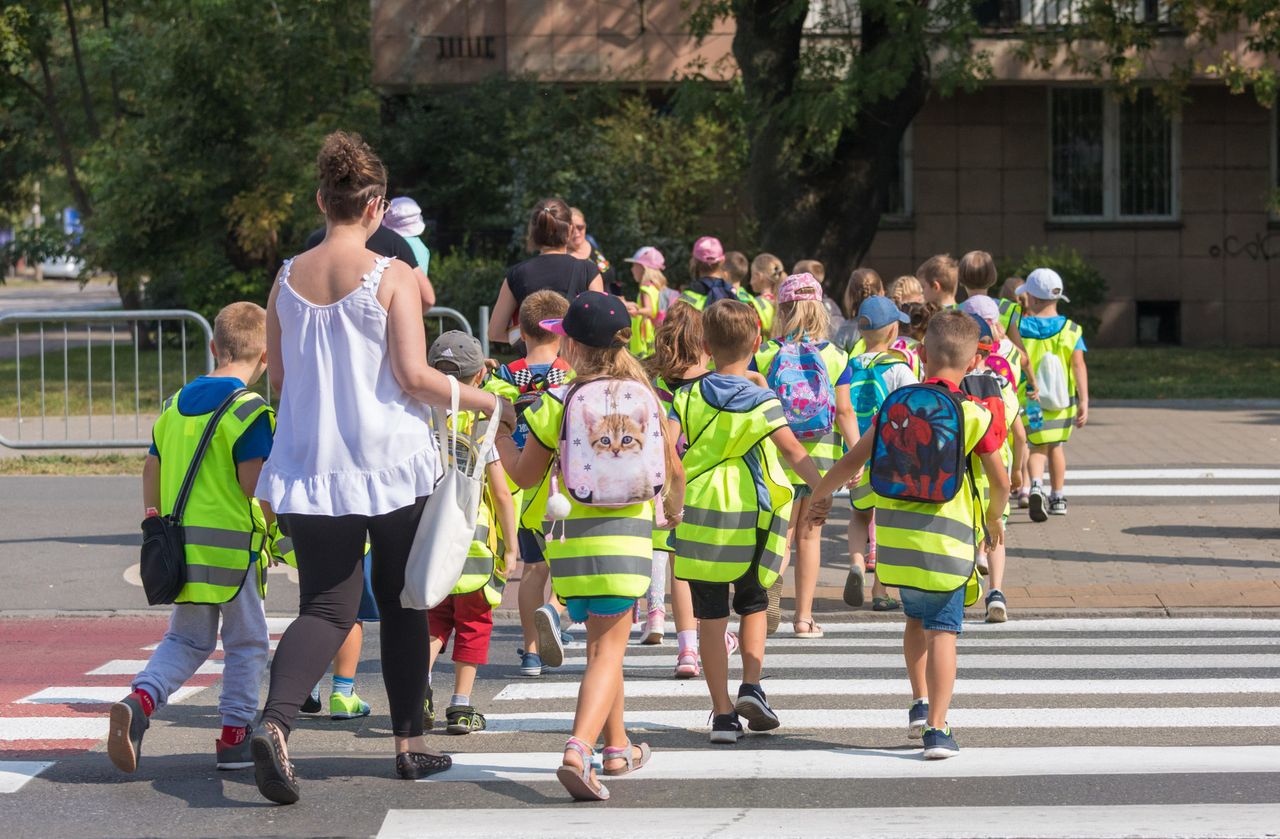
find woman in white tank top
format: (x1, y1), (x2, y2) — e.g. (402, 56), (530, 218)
(251, 131), (502, 804)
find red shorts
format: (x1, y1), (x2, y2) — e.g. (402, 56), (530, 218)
(429, 589), (494, 665)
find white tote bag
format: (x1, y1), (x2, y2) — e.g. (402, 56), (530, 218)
(400, 376), (501, 610)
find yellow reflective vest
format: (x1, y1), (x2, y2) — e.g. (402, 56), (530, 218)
(1020, 318), (1083, 446)
(445, 410), (507, 607)
(629, 285), (661, 358)
(671, 376), (793, 588)
(153, 387), (273, 605)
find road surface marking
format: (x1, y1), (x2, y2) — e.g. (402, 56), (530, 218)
(1065, 484), (1277, 497)
(775, 618), (1280, 633)
(17, 686), (204, 705)
(723, 636), (1279, 649)
(0, 718), (108, 741)
(87, 660), (223, 676)
(0, 761), (53, 794)
(550, 652), (1280, 670)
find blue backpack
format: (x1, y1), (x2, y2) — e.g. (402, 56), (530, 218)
(765, 341), (835, 441)
(869, 383), (967, 504)
(692, 277), (735, 305)
(848, 353), (904, 435)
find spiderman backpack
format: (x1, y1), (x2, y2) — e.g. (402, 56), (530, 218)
(869, 383), (967, 504)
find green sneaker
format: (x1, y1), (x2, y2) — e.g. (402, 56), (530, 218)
(329, 691), (371, 720)
(423, 686), (435, 731)
(445, 705), (486, 735)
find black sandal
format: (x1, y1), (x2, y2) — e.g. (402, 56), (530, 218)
(252, 722), (300, 805)
(395, 750), (453, 780)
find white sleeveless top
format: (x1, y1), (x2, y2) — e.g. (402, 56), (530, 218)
(256, 256), (441, 517)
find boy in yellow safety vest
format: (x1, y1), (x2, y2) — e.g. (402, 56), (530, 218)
(425, 331), (518, 735)
(814, 310), (1010, 760)
(108, 302), (275, 774)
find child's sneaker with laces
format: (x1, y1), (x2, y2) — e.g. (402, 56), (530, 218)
(519, 650), (543, 677)
(674, 651), (700, 679)
(1016, 490), (1030, 509)
(445, 705), (487, 734)
(1028, 485), (1048, 522)
(985, 589), (1008, 623)
(107, 692), (150, 773)
(423, 686), (436, 730)
(907, 700), (928, 740)
(534, 604), (565, 668)
(329, 691), (371, 720)
(734, 683), (780, 732)
(215, 724), (254, 770)
(922, 725), (960, 759)
(300, 683), (323, 714)
(1049, 495), (1068, 516)
(709, 712), (744, 744)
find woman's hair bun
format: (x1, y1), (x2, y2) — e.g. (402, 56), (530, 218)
(316, 131), (387, 222)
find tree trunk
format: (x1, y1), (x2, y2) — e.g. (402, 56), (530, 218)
(101, 0), (126, 119)
(63, 0), (101, 138)
(36, 52), (94, 220)
(732, 0), (929, 288)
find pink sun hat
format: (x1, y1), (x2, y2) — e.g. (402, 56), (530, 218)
(692, 236), (725, 263)
(624, 246), (666, 271)
(778, 272), (824, 302)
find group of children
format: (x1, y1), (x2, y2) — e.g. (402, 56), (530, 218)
(107, 235), (1089, 803)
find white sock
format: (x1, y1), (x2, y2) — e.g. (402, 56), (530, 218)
(914, 696), (927, 705)
(677, 629), (697, 654)
(451, 693), (469, 707)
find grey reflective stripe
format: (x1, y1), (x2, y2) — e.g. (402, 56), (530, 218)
(850, 482), (873, 502)
(185, 563), (249, 588)
(762, 405), (785, 424)
(1038, 416), (1076, 431)
(682, 507), (757, 532)
(488, 572), (506, 592)
(461, 555), (492, 576)
(878, 508), (975, 545)
(275, 537), (294, 555)
(560, 517), (652, 541)
(879, 544), (975, 579)
(183, 525), (255, 551)
(234, 395), (267, 421)
(676, 537), (756, 564)
(163, 395), (176, 411)
(474, 525), (490, 544)
(551, 554), (652, 578)
(810, 453), (838, 471)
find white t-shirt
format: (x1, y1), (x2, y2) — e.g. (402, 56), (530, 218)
(857, 351), (917, 394)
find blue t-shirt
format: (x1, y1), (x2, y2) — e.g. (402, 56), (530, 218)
(150, 376), (274, 463)
(1020, 315), (1087, 351)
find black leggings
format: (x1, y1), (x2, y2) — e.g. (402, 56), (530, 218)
(262, 497), (428, 739)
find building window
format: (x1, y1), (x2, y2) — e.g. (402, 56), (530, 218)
(882, 129), (913, 221)
(1050, 87), (1178, 221)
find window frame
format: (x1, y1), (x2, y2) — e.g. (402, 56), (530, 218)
(1047, 86), (1181, 224)
(881, 126), (914, 224)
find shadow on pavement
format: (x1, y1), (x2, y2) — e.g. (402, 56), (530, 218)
(1008, 547), (1278, 569)
(1122, 525), (1280, 540)
(0, 533), (138, 546)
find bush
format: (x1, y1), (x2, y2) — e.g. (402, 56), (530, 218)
(428, 250), (509, 337)
(998, 246), (1107, 338)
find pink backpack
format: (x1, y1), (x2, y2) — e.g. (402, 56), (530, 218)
(559, 379), (666, 507)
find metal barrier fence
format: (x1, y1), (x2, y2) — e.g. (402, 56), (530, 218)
(0, 306), (479, 450)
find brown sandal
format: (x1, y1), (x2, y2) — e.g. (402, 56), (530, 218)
(602, 740), (652, 777)
(556, 736), (609, 801)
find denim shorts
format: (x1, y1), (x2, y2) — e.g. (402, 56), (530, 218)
(565, 596), (635, 623)
(901, 586), (965, 633)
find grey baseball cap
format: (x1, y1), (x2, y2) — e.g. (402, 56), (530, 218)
(428, 330), (485, 377)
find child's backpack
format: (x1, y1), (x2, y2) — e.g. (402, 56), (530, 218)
(890, 336), (922, 379)
(983, 353), (1017, 390)
(765, 340), (836, 441)
(1036, 350), (1071, 411)
(960, 370), (1008, 449)
(848, 352), (903, 435)
(869, 384), (967, 504)
(503, 357), (572, 448)
(559, 378), (666, 507)
(692, 277), (735, 305)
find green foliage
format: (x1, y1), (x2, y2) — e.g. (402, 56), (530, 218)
(0, 224), (73, 274)
(1089, 348), (1280, 399)
(428, 251), (508, 330)
(999, 246), (1108, 338)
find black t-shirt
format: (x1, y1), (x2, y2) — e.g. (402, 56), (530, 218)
(505, 253), (600, 309)
(303, 226), (419, 268)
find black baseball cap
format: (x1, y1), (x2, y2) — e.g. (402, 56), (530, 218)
(540, 291), (630, 348)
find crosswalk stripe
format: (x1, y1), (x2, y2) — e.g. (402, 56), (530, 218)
(0, 761), (53, 794)
(17, 686), (205, 705)
(547, 652), (1280, 670)
(421, 745), (1280, 782)
(776, 618), (1280, 633)
(476, 706), (1280, 733)
(494, 677), (1280, 701)
(1062, 484), (1277, 497)
(703, 636), (1278, 649)
(265, 617), (294, 634)
(142, 639), (279, 651)
(1054, 468), (1280, 480)
(87, 660), (223, 676)
(378, 804), (1280, 839)
(0, 718), (107, 741)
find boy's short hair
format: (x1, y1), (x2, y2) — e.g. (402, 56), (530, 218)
(703, 299), (760, 361)
(917, 254), (958, 297)
(924, 309), (980, 369)
(519, 289), (570, 342)
(213, 302), (266, 363)
(792, 259), (825, 284)
(859, 322), (896, 348)
(958, 250), (997, 294)
(724, 251), (749, 286)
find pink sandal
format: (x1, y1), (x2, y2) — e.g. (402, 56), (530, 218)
(602, 740), (652, 777)
(556, 736), (609, 801)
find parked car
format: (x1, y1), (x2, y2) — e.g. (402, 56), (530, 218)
(39, 256), (85, 279)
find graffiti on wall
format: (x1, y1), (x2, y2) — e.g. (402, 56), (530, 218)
(1209, 232), (1280, 260)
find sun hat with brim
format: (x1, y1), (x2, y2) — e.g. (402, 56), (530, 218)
(778, 272), (824, 303)
(540, 291), (631, 349)
(960, 294), (1001, 323)
(1015, 267), (1070, 302)
(624, 246), (665, 272)
(383, 196), (426, 238)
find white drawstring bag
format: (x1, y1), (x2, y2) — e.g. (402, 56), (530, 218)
(400, 376), (501, 610)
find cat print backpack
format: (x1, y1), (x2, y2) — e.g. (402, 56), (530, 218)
(869, 383), (967, 504)
(765, 340), (835, 441)
(559, 378), (666, 507)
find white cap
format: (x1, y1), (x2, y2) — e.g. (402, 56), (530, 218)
(1016, 268), (1070, 302)
(383, 196), (426, 238)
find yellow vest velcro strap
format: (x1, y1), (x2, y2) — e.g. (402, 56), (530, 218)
(560, 518), (652, 541)
(879, 545), (974, 581)
(878, 508), (975, 544)
(185, 563), (250, 588)
(551, 555), (652, 578)
(682, 508), (758, 531)
(185, 525), (257, 552)
(233, 395), (268, 421)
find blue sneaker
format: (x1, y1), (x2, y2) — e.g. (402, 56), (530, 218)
(519, 650), (543, 677)
(922, 725), (960, 759)
(908, 700), (928, 740)
(534, 604), (565, 668)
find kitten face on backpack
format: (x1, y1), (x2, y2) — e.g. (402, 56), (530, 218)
(584, 405), (647, 459)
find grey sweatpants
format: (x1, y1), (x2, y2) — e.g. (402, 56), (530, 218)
(133, 567), (269, 728)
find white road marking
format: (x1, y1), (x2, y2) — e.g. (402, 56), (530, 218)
(476, 706), (1280, 733)
(142, 639), (279, 651)
(0, 718), (108, 741)
(87, 660), (223, 676)
(17, 686), (204, 705)
(1048, 468), (1280, 480)
(776, 618), (1280, 633)
(494, 677), (1280, 702)
(1066, 484), (1277, 497)
(547, 653), (1280, 670)
(265, 617), (294, 634)
(729, 636), (1279, 649)
(422, 745), (1280, 783)
(0, 761), (53, 794)
(378, 804), (1280, 839)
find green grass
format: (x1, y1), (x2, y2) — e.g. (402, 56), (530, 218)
(1089, 347), (1280, 400)
(0, 453), (147, 475)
